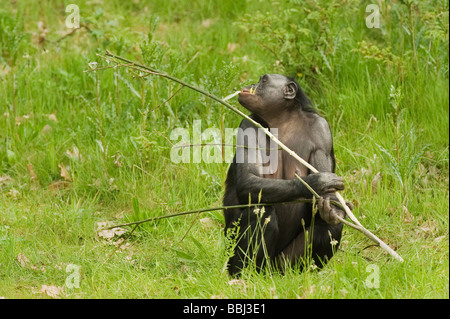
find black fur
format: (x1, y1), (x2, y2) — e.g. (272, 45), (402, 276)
(223, 74), (346, 276)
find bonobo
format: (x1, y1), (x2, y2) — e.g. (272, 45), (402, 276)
(223, 74), (348, 276)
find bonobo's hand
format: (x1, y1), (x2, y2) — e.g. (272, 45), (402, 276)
(301, 172), (345, 196)
(318, 194), (352, 225)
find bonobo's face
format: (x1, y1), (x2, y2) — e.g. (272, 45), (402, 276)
(238, 74), (298, 119)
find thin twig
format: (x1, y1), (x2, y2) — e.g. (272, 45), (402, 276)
(152, 84), (185, 112)
(53, 24), (91, 44)
(83, 63), (135, 73)
(153, 129), (174, 147)
(179, 213), (201, 243)
(104, 199), (336, 230)
(172, 143), (281, 151)
(295, 173), (320, 198)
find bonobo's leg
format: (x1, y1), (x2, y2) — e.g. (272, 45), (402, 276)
(276, 218), (343, 271)
(227, 206), (279, 276)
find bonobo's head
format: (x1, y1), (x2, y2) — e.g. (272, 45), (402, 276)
(238, 74), (314, 120)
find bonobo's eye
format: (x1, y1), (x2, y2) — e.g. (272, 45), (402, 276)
(259, 75), (268, 84)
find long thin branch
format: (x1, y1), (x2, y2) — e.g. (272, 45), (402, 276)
(97, 51), (403, 262)
(104, 198), (338, 230)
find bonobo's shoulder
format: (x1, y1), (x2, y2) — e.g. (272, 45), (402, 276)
(307, 114), (333, 150)
(308, 114), (331, 134)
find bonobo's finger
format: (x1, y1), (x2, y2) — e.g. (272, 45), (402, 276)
(326, 197), (343, 225)
(319, 173), (344, 194)
(329, 182), (344, 193)
(323, 196), (333, 219)
(330, 175), (345, 191)
(318, 196), (325, 212)
(318, 196), (337, 225)
(318, 194), (348, 225)
(304, 172), (344, 196)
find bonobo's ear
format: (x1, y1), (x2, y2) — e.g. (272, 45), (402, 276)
(284, 82), (297, 100)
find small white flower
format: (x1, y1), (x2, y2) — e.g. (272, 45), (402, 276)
(88, 61), (98, 70)
(329, 231), (338, 246)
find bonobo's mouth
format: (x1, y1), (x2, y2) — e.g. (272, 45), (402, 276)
(240, 85), (257, 95)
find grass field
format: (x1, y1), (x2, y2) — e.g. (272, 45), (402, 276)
(0, 0), (448, 299)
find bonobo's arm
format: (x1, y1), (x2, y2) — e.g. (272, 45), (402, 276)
(234, 118), (343, 204)
(309, 116), (335, 174)
(309, 116), (348, 224)
(235, 163), (318, 203)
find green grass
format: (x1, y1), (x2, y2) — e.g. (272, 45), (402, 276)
(0, 0), (448, 298)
